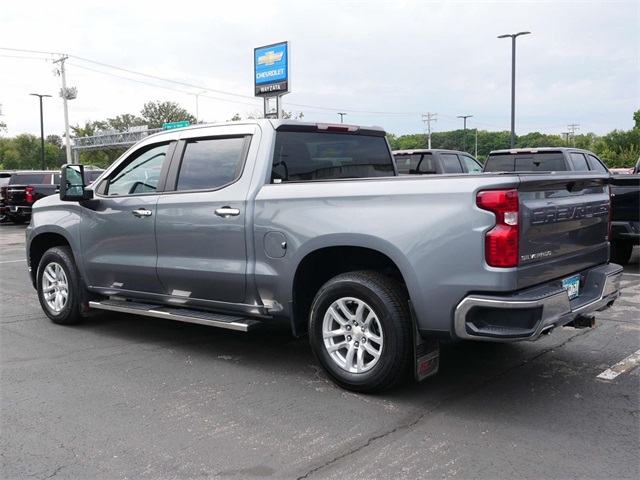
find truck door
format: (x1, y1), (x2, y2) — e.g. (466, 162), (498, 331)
(155, 132), (253, 304)
(79, 142), (174, 294)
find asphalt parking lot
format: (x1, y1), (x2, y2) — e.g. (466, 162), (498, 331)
(1, 222), (639, 480)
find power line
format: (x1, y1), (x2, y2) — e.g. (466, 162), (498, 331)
(0, 47), (591, 132)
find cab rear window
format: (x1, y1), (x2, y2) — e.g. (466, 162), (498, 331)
(484, 153), (567, 172)
(272, 132), (393, 182)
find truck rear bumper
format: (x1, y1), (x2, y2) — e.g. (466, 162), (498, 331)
(454, 263), (623, 342)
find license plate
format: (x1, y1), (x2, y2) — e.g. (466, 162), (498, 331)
(562, 275), (580, 300)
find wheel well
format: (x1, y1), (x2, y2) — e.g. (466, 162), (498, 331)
(292, 246), (405, 336)
(29, 233), (70, 285)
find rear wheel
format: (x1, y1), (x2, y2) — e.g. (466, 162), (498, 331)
(611, 240), (633, 265)
(309, 271), (412, 393)
(37, 246), (84, 325)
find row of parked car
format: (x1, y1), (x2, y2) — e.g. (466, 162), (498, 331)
(0, 168), (103, 224)
(392, 147), (639, 265)
(2, 147), (638, 264)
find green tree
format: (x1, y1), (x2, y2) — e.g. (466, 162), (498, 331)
(0, 103), (6, 132)
(102, 114), (147, 132)
(0, 134), (58, 169)
(633, 110), (640, 129)
(140, 101), (197, 129)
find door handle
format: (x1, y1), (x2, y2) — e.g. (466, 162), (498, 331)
(132, 209), (153, 218)
(215, 207), (240, 218)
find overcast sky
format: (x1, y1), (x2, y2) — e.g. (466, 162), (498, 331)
(1, 0), (638, 141)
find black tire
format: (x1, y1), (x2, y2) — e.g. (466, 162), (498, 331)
(309, 271), (412, 393)
(610, 240), (633, 265)
(9, 215), (26, 225)
(36, 246), (84, 325)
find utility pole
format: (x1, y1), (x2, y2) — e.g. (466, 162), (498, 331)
(53, 56), (76, 164)
(194, 90), (206, 122)
(475, 129), (478, 158)
(422, 113), (437, 149)
(567, 123), (580, 147)
(457, 115), (473, 152)
(337, 112), (347, 123)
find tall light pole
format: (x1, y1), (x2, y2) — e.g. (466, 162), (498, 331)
(337, 112), (347, 123)
(29, 93), (52, 170)
(194, 90), (206, 122)
(457, 115), (473, 152)
(498, 31), (530, 148)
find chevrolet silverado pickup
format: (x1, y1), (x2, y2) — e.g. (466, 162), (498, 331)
(6, 170), (60, 224)
(26, 120), (623, 392)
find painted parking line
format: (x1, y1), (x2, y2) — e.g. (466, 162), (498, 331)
(597, 350), (640, 380)
(0, 259), (26, 264)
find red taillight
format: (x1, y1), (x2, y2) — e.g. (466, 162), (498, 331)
(25, 186), (34, 203)
(477, 189), (519, 268)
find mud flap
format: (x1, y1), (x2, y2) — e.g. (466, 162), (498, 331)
(414, 334), (439, 381)
(409, 301), (439, 382)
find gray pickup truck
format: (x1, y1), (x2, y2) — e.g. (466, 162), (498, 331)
(26, 120), (623, 392)
(393, 149), (483, 174)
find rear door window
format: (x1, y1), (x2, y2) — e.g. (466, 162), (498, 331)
(393, 153), (436, 174)
(440, 153), (463, 173)
(569, 153), (590, 171)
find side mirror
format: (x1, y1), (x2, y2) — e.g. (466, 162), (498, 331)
(60, 164), (93, 201)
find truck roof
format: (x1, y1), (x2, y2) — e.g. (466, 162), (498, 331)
(488, 147), (594, 155)
(145, 119), (388, 141)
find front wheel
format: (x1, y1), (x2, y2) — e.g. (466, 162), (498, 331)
(37, 246), (84, 325)
(309, 271), (412, 393)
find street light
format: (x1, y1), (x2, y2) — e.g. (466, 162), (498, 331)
(457, 115), (473, 152)
(29, 93), (52, 170)
(498, 31), (530, 148)
(337, 112), (347, 123)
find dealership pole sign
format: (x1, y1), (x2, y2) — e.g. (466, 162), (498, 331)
(254, 41), (289, 97)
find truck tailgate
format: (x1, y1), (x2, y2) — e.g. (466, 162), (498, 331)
(517, 174), (610, 289)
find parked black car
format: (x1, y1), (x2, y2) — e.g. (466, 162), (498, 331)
(0, 171), (16, 223)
